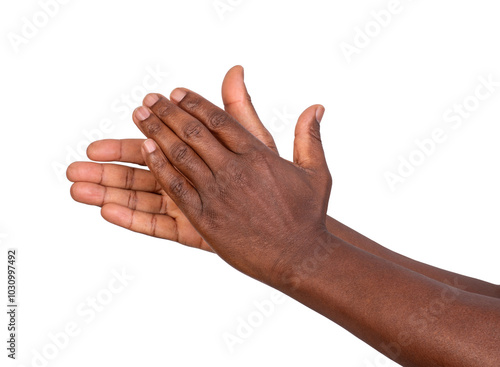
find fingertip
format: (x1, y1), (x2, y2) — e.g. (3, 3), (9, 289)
(225, 65), (243, 79)
(86, 140), (103, 160)
(66, 161), (88, 181)
(233, 65), (244, 77)
(100, 203), (116, 225)
(86, 141), (96, 159)
(69, 181), (88, 203)
(69, 182), (78, 200)
(101, 203), (117, 221)
(170, 88), (188, 104)
(66, 162), (77, 181)
(142, 139), (157, 154)
(143, 93), (161, 108)
(134, 106), (151, 121)
(69, 182), (105, 205)
(222, 66), (250, 107)
(293, 105), (327, 169)
(86, 139), (116, 161)
(295, 105), (317, 135)
(64, 161), (104, 184)
(315, 105), (325, 124)
(100, 202), (112, 218)
(101, 203), (129, 228)
(69, 181), (86, 202)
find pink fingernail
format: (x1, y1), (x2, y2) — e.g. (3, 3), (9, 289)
(144, 94), (160, 107)
(143, 139), (156, 154)
(135, 106), (150, 121)
(316, 106), (325, 123)
(170, 89), (187, 103)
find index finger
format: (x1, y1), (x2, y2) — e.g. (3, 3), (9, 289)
(169, 88), (262, 154)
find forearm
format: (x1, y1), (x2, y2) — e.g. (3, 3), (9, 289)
(275, 233), (500, 367)
(326, 216), (500, 298)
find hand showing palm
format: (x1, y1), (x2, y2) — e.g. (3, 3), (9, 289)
(67, 66), (278, 252)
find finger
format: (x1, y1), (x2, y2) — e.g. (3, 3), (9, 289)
(87, 139), (146, 165)
(70, 182), (169, 214)
(133, 105), (214, 187)
(141, 139), (202, 217)
(169, 88), (262, 154)
(141, 94), (229, 172)
(293, 105), (328, 171)
(101, 203), (212, 251)
(67, 162), (161, 193)
(221, 65), (278, 153)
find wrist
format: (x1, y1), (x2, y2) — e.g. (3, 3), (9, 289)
(268, 230), (342, 292)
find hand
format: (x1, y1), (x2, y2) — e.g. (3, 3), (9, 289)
(67, 66), (277, 252)
(135, 88), (331, 285)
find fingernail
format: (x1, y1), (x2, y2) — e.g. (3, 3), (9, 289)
(135, 106), (150, 121)
(170, 89), (187, 103)
(316, 106), (325, 123)
(144, 94), (160, 107)
(143, 139), (156, 154)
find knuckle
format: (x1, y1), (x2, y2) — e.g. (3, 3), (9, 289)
(183, 122), (203, 140)
(169, 179), (187, 197)
(228, 164), (246, 186)
(146, 122), (162, 135)
(246, 145), (270, 166)
(127, 190), (138, 209)
(207, 111), (229, 129)
(151, 155), (167, 171)
(156, 104), (171, 118)
(183, 96), (201, 110)
(171, 143), (189, 162)
(150, 214), (158, 237)
(124, 167), (136, 189)
(217, 160), (248, 189)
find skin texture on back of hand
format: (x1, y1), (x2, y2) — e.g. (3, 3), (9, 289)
(136, 89), (330, 284)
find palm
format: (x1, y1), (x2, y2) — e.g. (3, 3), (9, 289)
(67, 66), (277, 252)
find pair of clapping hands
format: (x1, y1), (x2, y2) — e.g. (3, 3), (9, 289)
(67, 66), (331, 285)
(66, 67), (500, 366)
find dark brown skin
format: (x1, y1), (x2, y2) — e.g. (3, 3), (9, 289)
(136, 90), (331, 283)
(67, 67), (500, 366)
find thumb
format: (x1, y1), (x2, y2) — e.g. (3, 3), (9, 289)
(293, 105), (327, 170)
(222, 65), (278, 153)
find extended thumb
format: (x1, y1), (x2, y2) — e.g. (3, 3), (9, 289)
(293, 105), (327, 170)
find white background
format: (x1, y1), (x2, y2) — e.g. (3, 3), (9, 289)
(1, 0), (499, 366)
